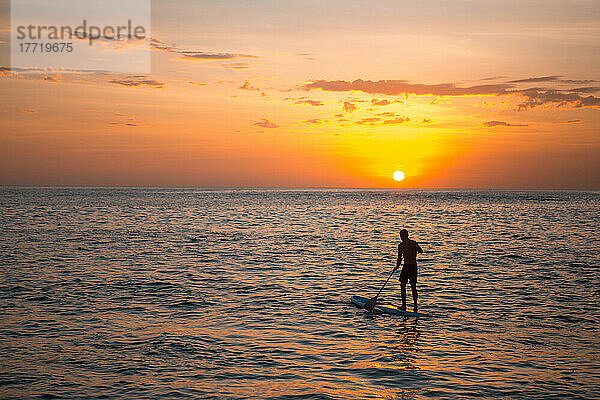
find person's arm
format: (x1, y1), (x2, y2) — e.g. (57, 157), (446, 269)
(394, 244), (403, 271)
(416, 242), (423, 253)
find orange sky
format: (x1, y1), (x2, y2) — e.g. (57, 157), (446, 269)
(1, 0), (599, 188)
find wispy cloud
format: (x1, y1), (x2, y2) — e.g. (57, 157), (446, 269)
(342, 101), (357, 112)
(482, 121), (528, 127)
(109, 111), (138, 126)
(253, 119), (279, 128)
(181, 52), (255, 60)
(43, 75), (60, 83)
(151, 38), (257, 61)
(108, 76), (164, 88)
(516, 89), (600, 110)
(376, 112), (399, 117)
(284, 96), (324, 106)
(480, 76), (506, 81)
(508, 76), (596, 84)
(0, 66), (111, 76)
(383, 117), (410, 125)
(293, 99), (324, 106)
(355, 117), (381, 126)
(559, 79), (597, 84)
(566, 87), (600, 94)
(303, 77), (600, 110)
(226, 63), (252, 69)
(240, 81), (260, 91)
(552, 119), (581, 124)
(371, 99), (391, 106)
(305, 79), (511, 96)
(508, 76), (562, 83)
(354, 114), (410, 126)
(371, 98), (402, 106)
(109, 122), (138, 127)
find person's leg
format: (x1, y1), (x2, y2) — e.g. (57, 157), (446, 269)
(399, 268), (408, 310)
(410, 278), (418, 312)
(400, 281), (407, 311)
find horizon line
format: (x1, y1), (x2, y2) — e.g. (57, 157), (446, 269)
(1, 185), (599, 192)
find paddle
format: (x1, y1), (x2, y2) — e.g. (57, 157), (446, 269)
(363, 266), (397, 312)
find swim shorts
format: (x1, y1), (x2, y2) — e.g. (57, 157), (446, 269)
(399, 264), (417, 284)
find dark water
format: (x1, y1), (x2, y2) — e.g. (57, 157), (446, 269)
(1, 188), (599, 399)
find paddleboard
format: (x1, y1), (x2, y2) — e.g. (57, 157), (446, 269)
(351, 295), (425, 317)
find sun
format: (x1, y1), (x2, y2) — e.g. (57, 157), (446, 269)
(393, 170), (405, 182)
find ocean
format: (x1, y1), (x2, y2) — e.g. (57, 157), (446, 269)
(1, 188), (599, 399)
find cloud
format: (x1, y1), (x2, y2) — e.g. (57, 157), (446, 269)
(372, 111), (411, 124)
(293, 99), (324, 106)
(305, 79), (511, 96)
(109, 76), (164, 88)
(43, 75), (60, 83)
(0, 66), (98, 73)
(303, 77), (600, 111)
(226, 63), (252, 69)
(370, 98), (403, 106)
(181, 52), (255, 60)
(150, 38), (174, 51)
(565, 87), (600, 94)
(240, 81), (260, 91)
(113, 111), (137, 120)
(296, 53), (315, 60)
(376, 111), (399, 117)
(353, 114), (410, 126)
(482, 121), (528, 127)
(383, 117), (410, 124)
(0, 66), (110, 76)
(0, 69), (18, 78)
(371, 98), (391, 106)
(343, 101), (357, 112)
(110, 112), (138, 126)
(151, 38), (257, 61)
(552, 119), (581, 124)
(284, 96), (323, 106)
(559, 79), (597, 84)
(109, 122), (138, 127)
(480, 76), (507, 81)
(516, 89), (600, 110)
(508, 76), (596, 84)
(253, 119), (279, 129)
(355, 117), (381, 126)
(575, 95), (600, 107)
(508, 76), (562, 83)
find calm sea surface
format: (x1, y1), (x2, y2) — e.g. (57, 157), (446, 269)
(1, 188), (599, 399)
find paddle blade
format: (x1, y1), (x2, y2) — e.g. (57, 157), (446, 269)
(363, 297), (377, 311)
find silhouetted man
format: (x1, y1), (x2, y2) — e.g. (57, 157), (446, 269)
(394, 229), (423, 312)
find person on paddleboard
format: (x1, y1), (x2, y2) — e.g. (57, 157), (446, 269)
(394, 229), (423, 312)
